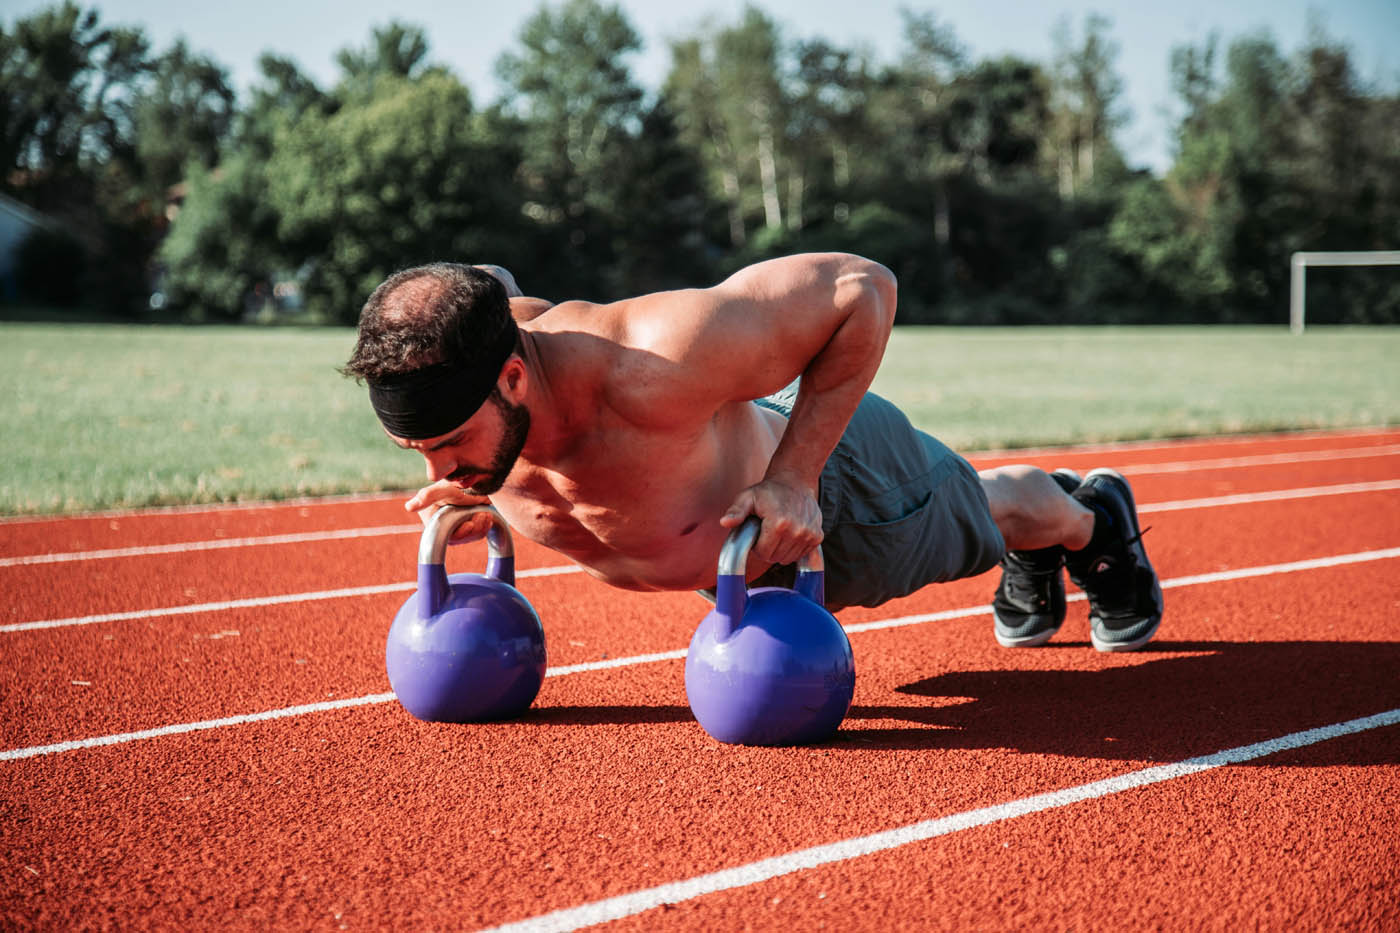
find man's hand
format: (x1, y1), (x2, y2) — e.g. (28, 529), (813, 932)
(719, 475), (823, 567)
(405, 480), (494, 544)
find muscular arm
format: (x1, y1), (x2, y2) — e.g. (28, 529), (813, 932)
(732, 255), (896, 501)
(621, 253), (898, 563)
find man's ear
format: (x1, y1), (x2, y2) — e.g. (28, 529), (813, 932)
(500, 356), (528, 400)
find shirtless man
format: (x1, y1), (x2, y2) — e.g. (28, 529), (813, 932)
(343, 255), (1163, 651)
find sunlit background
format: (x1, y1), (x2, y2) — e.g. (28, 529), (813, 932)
(4, 0), (1397, 325)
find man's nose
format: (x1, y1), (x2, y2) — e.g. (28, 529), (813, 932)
(423, 450), (456, 482)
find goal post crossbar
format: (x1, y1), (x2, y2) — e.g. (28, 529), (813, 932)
(1290, 250), (1400, 334)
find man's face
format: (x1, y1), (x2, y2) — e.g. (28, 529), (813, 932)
(393, 391), (531, 495)
(448, 392), (530, 495)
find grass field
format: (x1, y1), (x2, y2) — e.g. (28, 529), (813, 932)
(2, 322), (1396, 514)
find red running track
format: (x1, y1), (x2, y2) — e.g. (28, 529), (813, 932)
(2, 427), (1398, 931)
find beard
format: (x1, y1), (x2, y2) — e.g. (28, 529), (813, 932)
(451, 392), (530, 496)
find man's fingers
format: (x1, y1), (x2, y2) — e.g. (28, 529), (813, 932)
(758, 531), (821, 567)
(404, 482), (492, 530)
(448, 513), (493, 545)
(719, 492), (756, 527)
(751, 513), (819, 565)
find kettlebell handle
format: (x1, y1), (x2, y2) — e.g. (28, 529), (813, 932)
(419, 505), (516, 594)
(718, 515), (824, 576)
(420, 504), (513, 563)
(716, 516), (825, 614)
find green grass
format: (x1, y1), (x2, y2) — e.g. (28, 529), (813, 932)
(2, 323), (420, 515)
(2, 322), (1396, 515)
(871, 326), (1400, 450)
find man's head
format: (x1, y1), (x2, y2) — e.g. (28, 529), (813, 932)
(343, 262), (515, 387)
(343, 263), (530, 493)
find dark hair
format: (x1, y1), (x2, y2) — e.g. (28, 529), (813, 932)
(341, 263), (517, 383)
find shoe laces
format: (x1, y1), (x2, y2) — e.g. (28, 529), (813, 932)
(1003, 551), (1061, 609)
(1083, 526), (1153, 605)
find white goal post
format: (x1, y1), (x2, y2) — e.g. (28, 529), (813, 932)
(1290, 250), (1400, 334)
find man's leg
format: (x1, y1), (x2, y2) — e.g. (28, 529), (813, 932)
(979, 465), (1093, 552)
(980, 465), (1164, 652)
(980, 466), (1088, 648)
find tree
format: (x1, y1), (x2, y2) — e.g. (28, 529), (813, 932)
(237, 53), (335, 157)
(664, 7), (796, 247)
(664, 35), (747, 247)
(156, 153), (282, 319)
(495, 0), (646, 296)
(0, 4), (249, 311)
(944, 56), (1050, 185)
(787, 39), (876, 229)
(128, 41), (235, 199)
(0, 2), (111, 191)
(870, 10), (967, 258)
(1109, 27), (1400, 323)
(1047, 13), (1129, 195)
(713, 7), (788, 234)
(334, 21), (434, 101)
(602, 100), (716, 294)
(265, 71), (523, 321)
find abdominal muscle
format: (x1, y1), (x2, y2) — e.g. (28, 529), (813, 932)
(489, 401), (788, 592)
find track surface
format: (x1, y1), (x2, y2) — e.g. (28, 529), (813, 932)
(3, 428), (1398, 930)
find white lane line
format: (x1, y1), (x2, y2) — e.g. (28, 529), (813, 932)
(0, 525), (422, 567)
(5, 475), (1399, 632)
(0, 650), (688, 763)
(969, 427), (1397, 460)
(0, 693), (398, 762)
(4, 430), (1390, 530)
(1155, 547), (1400, 589)
(0, 563), (585, 634)
(839, 546), (1400, 635)
(0, 490), (407, 525)
(1121, 444), (1400, 477)
(477, 707), (1400, 933)
(8, 442), (1400, 568)
(1138, 479), (1400, 513)
(3, 545), (1397, 762)
(2, 582), (417, 633)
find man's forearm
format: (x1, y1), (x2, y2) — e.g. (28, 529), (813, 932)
(764, 264), (897, 492)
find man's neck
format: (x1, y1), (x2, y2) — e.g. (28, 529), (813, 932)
(515, 330), (582, 466)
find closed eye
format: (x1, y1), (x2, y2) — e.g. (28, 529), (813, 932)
(386, 428), (469, 451)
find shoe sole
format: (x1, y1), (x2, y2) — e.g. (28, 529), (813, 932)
(1091, 616), (1161, 652)
(994, 624), (1062, 648)
(1077, 468), (1164, 653)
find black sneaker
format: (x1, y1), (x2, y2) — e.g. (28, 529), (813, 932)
(1064, 469), (1164, 652)
(993, 469), (1082, 647)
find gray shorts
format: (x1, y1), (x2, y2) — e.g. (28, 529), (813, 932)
(741, 386), (1005, 609)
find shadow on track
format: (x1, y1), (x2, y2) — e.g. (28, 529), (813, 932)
(839, 640), (1400, 762)
(516, 704), (694, 726)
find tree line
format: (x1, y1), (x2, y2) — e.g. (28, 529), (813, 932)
(4, 1), (1397, 325)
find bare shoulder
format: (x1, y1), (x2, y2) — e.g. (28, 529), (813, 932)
(526, 292), (725, 428)
(509, 297), (556, 322)
(523, 254), (894, 428)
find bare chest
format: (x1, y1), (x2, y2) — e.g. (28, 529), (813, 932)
(490, 406), (780, 590)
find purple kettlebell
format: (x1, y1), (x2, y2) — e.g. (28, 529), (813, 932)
(385, 505), (547, 722)
(685, 516), (856, 746)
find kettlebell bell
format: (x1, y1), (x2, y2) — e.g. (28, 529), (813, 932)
(684, 516), (856, 746)
(385, 504), (547, 722)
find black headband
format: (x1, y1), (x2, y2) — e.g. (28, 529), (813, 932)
(368, 320), (519, 440)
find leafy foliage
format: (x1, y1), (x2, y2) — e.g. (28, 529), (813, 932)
(3, 2), (1397, 324)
